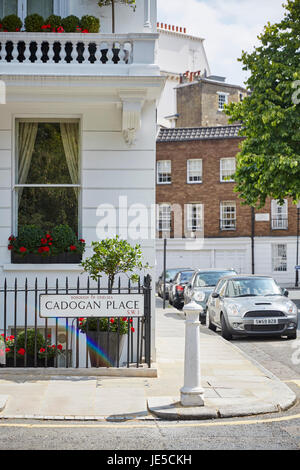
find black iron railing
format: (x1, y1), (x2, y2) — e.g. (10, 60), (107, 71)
(0, 275), (151, 369)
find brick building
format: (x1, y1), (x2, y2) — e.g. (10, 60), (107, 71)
(176, 76), (247, 128)
(156, 125), (298, 286)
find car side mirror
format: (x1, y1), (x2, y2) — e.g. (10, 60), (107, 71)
(283, 289), (289, 297)
(211, 293), (219, 299)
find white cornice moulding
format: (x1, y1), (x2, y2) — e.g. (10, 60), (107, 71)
(120, 91), (146, 146)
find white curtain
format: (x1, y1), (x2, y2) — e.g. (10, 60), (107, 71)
(27, 0), (53, 18)
(60, 122), (79, 198)
(18, 122), (38, 203)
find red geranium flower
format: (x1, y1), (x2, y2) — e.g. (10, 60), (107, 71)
(38, 247), (44, 253)
(8, 245), (13, 250)
(131, 327), (135, 333)
(57, 26), (64, 33)
(18, 348), (25, 356)
(79, 239), (85, 243)
(57, 344), (63, 351)
(69, 245), (77, 251)
(5, 348), (10, 353)
(44, 246), (50, 252)
(39, 348), (45, 353)
(82, 29), (89, 33)
(19, 247), (27, 253)
(110, 318), (115, 324)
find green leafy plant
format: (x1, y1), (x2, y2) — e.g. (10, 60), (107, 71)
(79, 317), (132, 334)
(2, 14), (22, 32)
(225, 0), (300, 207)
(80, 15), (100, 33)
(8, 224), (86, 257)
(24, 13), (44, 32)
(81, 235), (150, 291)
(45, 14), (62, 30)
(4, 329), (64, 360)
(61, 15), (80, 33)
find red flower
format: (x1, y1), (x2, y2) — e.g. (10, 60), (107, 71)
(0, 334), (4, 337)
(18, 348), (25, 356)
(38, 247), (44, 253)
(122, 317), (127, 322)
(19, 247), (27, 253)
(15, 28), (20, 32)
(10, 336), (14, 340)
(57, 344), (63, 351)
(82, 29), (89, 33)
(5, 348), (10, 353)
(8, 245), (13, 250)
(46, 234), (51, 239)
(79, 239), (85, 243)
(69, 245), (77, 251)
(39, 348), (45, 353)
(131, 327), (135, 333)
(110, 318), (115, 324)
(47, 334), (51, 338)
(41, 238), (47, 244)
(44, 246), (50, 252)
(57, 26), (64, 33)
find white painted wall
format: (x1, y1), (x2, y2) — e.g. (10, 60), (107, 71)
(68, 0), (157, 33)
(156, 28), (211, 127)
(156, 237), (297, 287)
(0, 97), (157, 365)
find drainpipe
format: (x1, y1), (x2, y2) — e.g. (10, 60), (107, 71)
(251, 207), (255, 274)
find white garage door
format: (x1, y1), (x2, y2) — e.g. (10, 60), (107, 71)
(215, 250), (246, 274)
(156, 249), (212, 277)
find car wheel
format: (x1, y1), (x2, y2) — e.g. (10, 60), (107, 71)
(174, 301), (183, 310)
(207, 313), (217, 332)
(200, 315), (206, 325)
(221, 314), (232, 340)
(286, 330), (297, 340)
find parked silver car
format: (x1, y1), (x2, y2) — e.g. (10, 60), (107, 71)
(206, 275), (298, 340)
(184, 269), (237, 324)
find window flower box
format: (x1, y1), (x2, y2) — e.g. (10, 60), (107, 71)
(11, 252), (82, 264)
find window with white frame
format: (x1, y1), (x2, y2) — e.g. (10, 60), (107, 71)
(157, 161), (172, 184)
(220, 201), (236, 230)
(220, 158), (236, 182)
(0, 0), (66, 24)
(272, 244), (287, 272)
(218, 92), (229, 111)
(158, 204), (171, 232)
(187, 159), (202, 184)
(271, 200), (288, 230)
(15, 120), (80, 234)
(187, 204), (203, 231)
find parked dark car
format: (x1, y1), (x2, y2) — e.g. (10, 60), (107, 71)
(157, 268), (191, 299)
(184, 269), (237, 324)
(168, 270), (195, 309)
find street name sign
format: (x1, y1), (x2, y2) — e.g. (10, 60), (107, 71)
(40, 294), (144, 318)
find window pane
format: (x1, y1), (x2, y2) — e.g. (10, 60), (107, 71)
(18, 187), (78, 233)
(187, 160), (202, 183)
(157, 161), (171, 184)
(27, 0), (53, 18)
(18, 122), (79, 185)
(0, 0), (17, 16)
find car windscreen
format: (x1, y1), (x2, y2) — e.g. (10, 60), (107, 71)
(180, 271), (194, 282)
(195, 271), (236, 287)
(227, 278), (282, 297)
(165, 269), (181, 281)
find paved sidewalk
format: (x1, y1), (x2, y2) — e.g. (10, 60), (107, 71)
(0, 306), (296, 421)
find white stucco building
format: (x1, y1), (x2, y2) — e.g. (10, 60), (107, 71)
(0, 0), (164, 366)
(156, 23), (211, 128)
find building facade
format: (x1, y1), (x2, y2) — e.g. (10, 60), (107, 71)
(0, 0), (164, 365)
(175, 76), (247, 128)
(156, 126), (298, 287)
(155, 23), (211, 128)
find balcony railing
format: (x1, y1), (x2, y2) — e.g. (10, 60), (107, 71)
(271, 218), (288, 230)
(0, 32), (158, 74)
(220, 219), (236, 231)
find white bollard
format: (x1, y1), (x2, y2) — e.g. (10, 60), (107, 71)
(180, 301), (205, 407)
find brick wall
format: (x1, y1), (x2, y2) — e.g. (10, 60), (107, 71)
(156, 138), (298, 238)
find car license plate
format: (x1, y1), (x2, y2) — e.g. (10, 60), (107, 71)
(253, 318), (279, 325)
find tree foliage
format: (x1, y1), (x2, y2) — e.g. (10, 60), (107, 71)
(225, 0), (300, 207)
(81, 236), (149, 290)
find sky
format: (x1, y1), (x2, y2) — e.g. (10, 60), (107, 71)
(157, 0), (287, 87)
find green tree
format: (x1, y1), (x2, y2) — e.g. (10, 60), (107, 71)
(97, 0), (136, 33)
(225, 0), (300, 207)
(81, 236), (149, 291)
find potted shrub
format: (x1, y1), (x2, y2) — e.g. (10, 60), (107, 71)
(1, 14), (22, 32)
(8, 224), (86, 264)
(80, 236), (149, 367)
(61, 15), (81, 33)
(24, 14), (44, 32)
(4, 329), (64, 367)
(80, 15), (100, 33)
